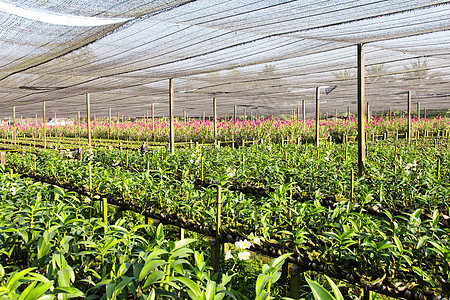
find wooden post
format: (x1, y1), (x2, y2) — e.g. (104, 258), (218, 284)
(234, 104), (237, 122)
(315, 87), (320, 148)
(417, 102), (420, 119)
(213, 98), (217, 140)
(77, 111), (81, 140)
(108, 108), (112, 139)
(389, 106), (391, 121)
(297, 105), (300, 121)
(335, 108), (338, 122)
(357, 43), (366, 177)
(244, 108), (247, 120)
(169, 79), (175, 154)
(407, 91), (411, 145)
(424, 107), (427, 119)
(43, 101), (46, 149)
(366, 102), (370, 122)
(202, 111), (206, 122)
(347, 105), (350, 118)
(86, 94), (92, 149)
(117, 112), (119, 122)
(35, 114), (38, 126)
(183, 108), (187, 122)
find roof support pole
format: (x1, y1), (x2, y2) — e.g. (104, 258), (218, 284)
(335, 108), (338, 122)
(213, 97), (217, 141)
(315, 87), (320, 148)
(234, 105), (237, 123)
(86, 93), (91, 149)
(302, 100), (306, 127)
(407, 91), (411, 145)
(169, 79), (175, 154)
(417, 101), (420, 119)
(366, 102), (370, 122)
(13, 106), (16, 145)
(108, 108), (112, 139)
(357, 43), (366, 177)
(152, 103), (155, 131)
(297, 105), (300, 121)
(43, 101), (46, 149)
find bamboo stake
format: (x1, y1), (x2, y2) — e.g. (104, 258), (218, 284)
(108, 108), (112, 139)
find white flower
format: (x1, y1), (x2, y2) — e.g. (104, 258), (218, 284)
(324, 156), (329, 161)
(227, 168), (236, 177)
(252, 236), (261, 246)
(238, 251), (251, 260)
(112, 160), (120, 167)
(235, 239), (251, 250)
(10, 186), (16, 195)
(225, 250), (233, 260)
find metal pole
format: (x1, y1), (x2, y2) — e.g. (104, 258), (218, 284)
(234, 104), (237, 122)
(86, 93), (92, 149)
(407, 91), (411, 145)
(43, 101), (46, 149)
(108, 108), (112, 139)
(152, 103), (155, 131)
(213, 97), (217, 140)
(366, 102), (370, 122)
(13, 106), (16, 145)
(169, 79), (175, 154)
(302, 100), (306, 121)
(357, 43), (366, 177)
(315, 87), (320, 148)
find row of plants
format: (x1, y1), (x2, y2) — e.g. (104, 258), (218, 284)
(86, 139), (450, 214)
(6, 149), (450, 297)
(1, 166), (320, 299)
(2, 116), (449, 144)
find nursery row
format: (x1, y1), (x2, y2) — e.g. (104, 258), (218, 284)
(0, 166), (304, 299)
(5, 148), (450, 298)
(2, 116), (450, 144)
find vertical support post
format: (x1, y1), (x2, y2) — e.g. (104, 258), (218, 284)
(417, 101), (420, 119)
(357, 43), (366, 177)
(347, 106), (350, 118)
(202, 111), (206, 122)
(407, 91), (411, 145)
(366, 102), (370, 122)
(13, 106), (16, 145)
(169, 79), (175, 154)
(315, 87), (320, 148)
(152, 103), (155, 131)
(297, 105), (300, 121)
(86, 93), (92, 149)
(213, 97), (217, 140)
(302, 100), (306, 120)
(424, 107), (427, 119)
(77, 111), (81, 140)
(244, 108), (247, 120)
(211, 185), (222, 273)
(234, 105), (237, 122)
(108, 108), (112, 139)
(43, 101), (46, 149)
(184, 108), (187, 122)
(290, 265), (304, 299)
(335, 108), (338, 122)
(35, 114), (38, 126)
(389, 106), (391, 121)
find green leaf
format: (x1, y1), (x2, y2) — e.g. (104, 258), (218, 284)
(142, 271), (165, 290)
(306, 278), (335, 300)
(138, 260), (166, 281)
(325, 275), (343, 300)
(52, 287), (84, 298)
(174, 277), (201, 297)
